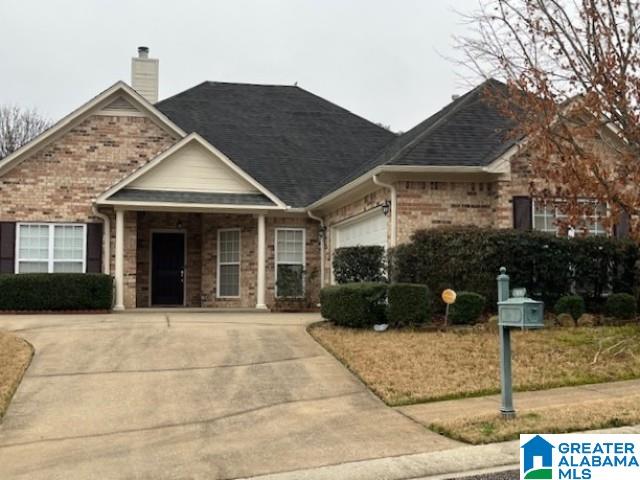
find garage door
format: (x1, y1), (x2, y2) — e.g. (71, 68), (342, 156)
(335, 211), (387, 248)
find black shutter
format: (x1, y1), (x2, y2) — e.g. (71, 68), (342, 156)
(513, 196), (532, 230)
(0, 222), (16, 273)
(86, 223), (103, 273)
(615, 211), (630, 239)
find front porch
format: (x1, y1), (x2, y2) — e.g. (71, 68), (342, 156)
(91, 133), (322, 312)
(110, 209), (321, 311)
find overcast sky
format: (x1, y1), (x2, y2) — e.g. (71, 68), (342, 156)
(0, 0), (481, 132)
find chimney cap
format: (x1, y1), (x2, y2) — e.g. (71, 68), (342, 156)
(137, 46), (149, 58)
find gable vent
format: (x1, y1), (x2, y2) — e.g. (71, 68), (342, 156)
(97, 96), (144, 117)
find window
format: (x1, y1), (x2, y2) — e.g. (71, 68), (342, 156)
(217, 229), (240, 298)
(275, 228), (305, 298)
(16, 224), (86, 273)
(533, 200), (607, 237)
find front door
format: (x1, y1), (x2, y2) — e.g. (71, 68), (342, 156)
(151, 232), (185, 306)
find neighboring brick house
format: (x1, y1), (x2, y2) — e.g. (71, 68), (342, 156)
(0, 48), (622, 311)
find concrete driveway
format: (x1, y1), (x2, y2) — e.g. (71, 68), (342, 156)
(0, 312), (457, 479)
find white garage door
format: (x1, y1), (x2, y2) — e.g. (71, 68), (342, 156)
(335, 211), (388, 248)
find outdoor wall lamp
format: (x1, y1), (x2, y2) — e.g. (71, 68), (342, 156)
(379, 200), (391, 216)
(318, 225), (327, 241)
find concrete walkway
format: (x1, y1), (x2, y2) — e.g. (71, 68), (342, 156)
(397, 378), (640, 425)
(0, 312), (457, 480)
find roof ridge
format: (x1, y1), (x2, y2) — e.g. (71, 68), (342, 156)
(294, 86), (398, 137)
(204, 80), (299, 88)
(156, 80), (300, 106)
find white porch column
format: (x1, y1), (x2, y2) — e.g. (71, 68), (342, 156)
(114, 209), (125, 311)
(256, 214), (267, 309)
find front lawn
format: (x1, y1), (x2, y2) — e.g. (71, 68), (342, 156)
(430, 395), (640, 444)
(309, 322), (640, 406)
(0, 330), (33, 418)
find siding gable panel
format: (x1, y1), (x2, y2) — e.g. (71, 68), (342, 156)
(128, 142), (259, 194)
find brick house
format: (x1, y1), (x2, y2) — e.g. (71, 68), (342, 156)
(0, 48), (620, 311)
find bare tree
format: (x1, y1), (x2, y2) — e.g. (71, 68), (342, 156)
(0, 105), (51, 160)
(456, 0), (640, 236)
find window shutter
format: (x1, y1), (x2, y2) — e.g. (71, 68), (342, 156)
(615, 211), (630, 239)
(513, 196), (532, 230)
(0, 222), (16, 273)
(86, 223), (103, 273)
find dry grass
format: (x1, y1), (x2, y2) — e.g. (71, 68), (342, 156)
(309, 322), (640, 406)
(0, 330), (33, 419)
(429, 395), (640, 444)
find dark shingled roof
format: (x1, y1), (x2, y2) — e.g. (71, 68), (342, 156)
(109, 189), (274, 206)
(155, 82), (396, 208)
(321, 79), (517, 195)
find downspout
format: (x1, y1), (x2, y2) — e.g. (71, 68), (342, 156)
(372, 174), (397, 247)
(92, 204), (111, 274)
(307, 210), (325, 289)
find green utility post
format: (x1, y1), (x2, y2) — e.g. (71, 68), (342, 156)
(497, 267), (516, 419)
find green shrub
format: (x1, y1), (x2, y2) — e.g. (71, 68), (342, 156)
(387, 283), (431, 327)
(554, 295), (586, 321)
(0, 274), (113, 311)
(448, 291), (486, 325)
(605, 293), (637, 320)
(389, 227), (639, 311)
(332, 246), (386, 284)
(320, 283), (387, 328)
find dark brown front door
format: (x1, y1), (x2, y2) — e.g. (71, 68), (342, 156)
(151, 232), (185, 306)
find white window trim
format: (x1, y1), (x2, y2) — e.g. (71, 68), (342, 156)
(216, 228), (241, 299)
(15, 223), (87, 274)
(532, 199), (608, 237)
(275, 227), (306, 299)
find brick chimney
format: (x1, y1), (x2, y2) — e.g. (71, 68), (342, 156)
(131, 46), (158, 103)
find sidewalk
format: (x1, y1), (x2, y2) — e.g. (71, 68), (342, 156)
(240, 424), (640, 480)
(240, 379), (640, 480)
(397, 378), (640, 426)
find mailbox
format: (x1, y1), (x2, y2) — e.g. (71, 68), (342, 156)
(498, 288), (544, 329)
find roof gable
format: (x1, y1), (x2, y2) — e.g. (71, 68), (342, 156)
(128, 141), (259, 194)
(155, 81), (396, 207)
(0, 81), (186, 178)
(312, 79), (517, 199)
(97, 133), (286, 209)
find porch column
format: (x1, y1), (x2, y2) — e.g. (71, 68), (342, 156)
(114, 209), (125, 311)
(256, 214), (267, 309)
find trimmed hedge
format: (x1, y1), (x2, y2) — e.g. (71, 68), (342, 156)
(390, 227), (638, 310)
(387, 283), (431, 327)
(448, 292), (486, 325)
(0, 274), (113, 311)
(606, 293), (637, 320)
(554, 295), (586, 321)
(332, 246), (386, 284)
(320, 283), (387, 328)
